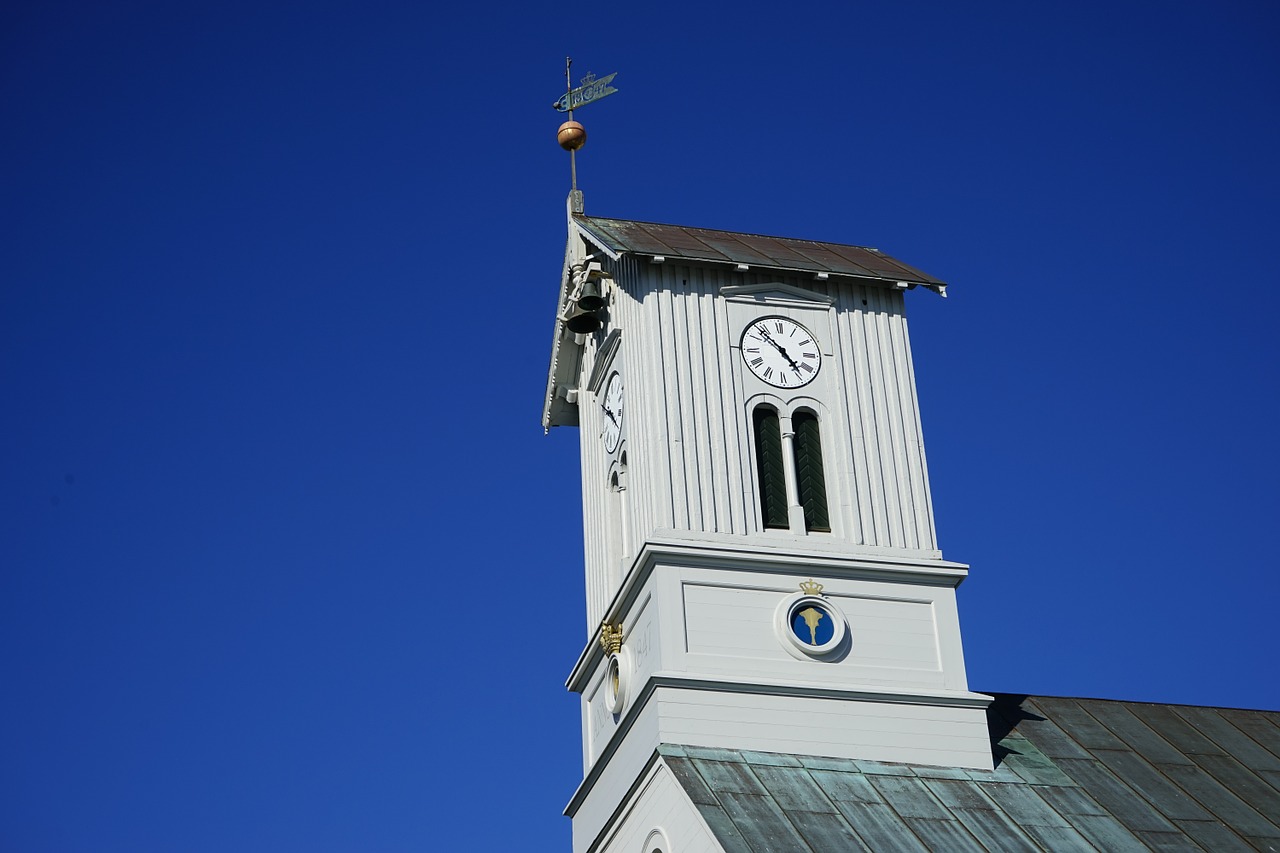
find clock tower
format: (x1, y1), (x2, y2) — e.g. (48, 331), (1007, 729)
(543, 192), (992, 853)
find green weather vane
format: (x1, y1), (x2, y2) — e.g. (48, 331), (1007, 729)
(554, 57), (619, 192)
(553, 67), (619, 113)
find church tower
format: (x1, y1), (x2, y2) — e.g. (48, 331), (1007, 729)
(543, 189), (993, 851)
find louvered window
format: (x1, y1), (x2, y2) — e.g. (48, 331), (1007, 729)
(753, 406), (788, 529)
(792, 411), (830, 532)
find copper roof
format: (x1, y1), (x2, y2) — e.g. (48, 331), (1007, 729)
(662, 694), (1280, 851)
(574, 215), (946, 288)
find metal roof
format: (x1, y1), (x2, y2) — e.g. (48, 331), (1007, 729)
(661, 694), (1280, 851)
(574, 216), (947, 290)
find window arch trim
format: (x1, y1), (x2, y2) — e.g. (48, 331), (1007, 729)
(746, 395), (833, 535)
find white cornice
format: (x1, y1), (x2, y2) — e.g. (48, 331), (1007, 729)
(567, 535), (969, 692)
(564, 675), (993, 817)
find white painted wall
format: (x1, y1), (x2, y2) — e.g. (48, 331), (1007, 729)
(556, 228), (986, 853)
(566, 542), (990, 853)
(589, 759), (723, 853)
(572, 250), (941, 630)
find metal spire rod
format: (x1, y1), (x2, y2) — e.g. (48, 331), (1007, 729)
(565, 56), (578, 191)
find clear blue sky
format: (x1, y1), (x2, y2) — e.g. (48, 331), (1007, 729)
(3, 1), (1277, 850)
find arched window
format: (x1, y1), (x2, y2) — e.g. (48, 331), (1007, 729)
(753, 404), (830, 534)
(792, 410), (830, 532)
(753, 405), (788, 529)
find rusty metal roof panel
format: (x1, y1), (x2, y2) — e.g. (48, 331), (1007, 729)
(575, 215), (946, 287)
(662, 694), (1280, 852)
(575, 218), (674, 257)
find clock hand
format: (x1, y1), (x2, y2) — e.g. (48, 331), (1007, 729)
(602, 405), (620, 426)
(759, 330), (801, 371)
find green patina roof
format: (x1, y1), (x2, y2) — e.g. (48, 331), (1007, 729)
(659, 694), (1280, 851)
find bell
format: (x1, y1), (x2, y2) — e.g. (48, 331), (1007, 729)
(577, 279), (605, 311)
(565, 306), (602, 334)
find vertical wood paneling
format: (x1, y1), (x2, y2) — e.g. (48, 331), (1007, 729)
(678, 267), (705, 532)
(725, 289), (749, 536)
(872, 287), (908, 548)
(621, 257), (653, 547)
(691, 270), (718, 531)
(831, 282), (865, 545)
(890, 299), (934, 548)
(638, 270), (662, 541)
(579, 259), (939, 616)
(851, 285), (890, 546)
(709, 269), (746, 534)
(579, 325), (604, 628)
(904, 321), (937, 547)
(655, 272), (686, 530)
(827, 279), (938, 551)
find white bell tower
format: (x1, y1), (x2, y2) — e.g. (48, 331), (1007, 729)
(543, 195), (992, 852)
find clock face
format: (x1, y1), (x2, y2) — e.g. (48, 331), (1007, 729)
(601, 372), (624, 452)
(740, 316), (821, 388)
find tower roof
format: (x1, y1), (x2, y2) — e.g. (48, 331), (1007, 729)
(545, 213), (949, 430)
(574, 215), (947, 292)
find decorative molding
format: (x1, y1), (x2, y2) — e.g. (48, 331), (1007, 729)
(605, 650), (630, 714)
(599, 622), (624, 655)
(775, 589), (848, 659)
(721, 281), (835, 307)
(567, 537), (966, 693)
(643, 827), (671, 853)
(565, 675), (993, 816)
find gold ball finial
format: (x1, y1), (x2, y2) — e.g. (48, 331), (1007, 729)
(557, 120), (586, 151)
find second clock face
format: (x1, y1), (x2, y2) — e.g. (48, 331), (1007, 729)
(741, 316), (821, 388)
(601, 372), (624, 453)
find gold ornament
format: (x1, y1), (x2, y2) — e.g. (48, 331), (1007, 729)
(599, 622), (624, 655)
(798, 606), (826, 645)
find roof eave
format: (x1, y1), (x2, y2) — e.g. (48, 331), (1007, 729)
(573, 216), (948, 296)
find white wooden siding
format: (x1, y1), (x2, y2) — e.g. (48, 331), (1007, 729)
(596, 762), (722, 853)
(574, 258), (940, 632)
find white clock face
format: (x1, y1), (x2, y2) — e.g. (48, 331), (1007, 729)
(601, 373), (624, 452)
(741, 317), (821, 388)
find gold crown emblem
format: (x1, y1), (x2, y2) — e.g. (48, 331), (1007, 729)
(799, 578), (824, 596)
(599, 622), (624, 655)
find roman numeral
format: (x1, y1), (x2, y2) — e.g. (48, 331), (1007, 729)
(745, 347), (759, 353)
(800, 363), (814, 373)
(774, 321), (783, 333)
(799, 339), (811, 346)
(763, 367), (773, 379)
(803, 352), (816, 359)
(750, 357), (764, 367)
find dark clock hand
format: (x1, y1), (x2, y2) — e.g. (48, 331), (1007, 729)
(602, 405), (620, 426)
(759, 329), (801, 371)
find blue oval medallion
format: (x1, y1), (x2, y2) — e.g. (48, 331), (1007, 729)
(791, 604), (835, 646)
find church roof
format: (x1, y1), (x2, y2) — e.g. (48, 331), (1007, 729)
(660, 694), (1280, 851)
(573, 216), (947, 292)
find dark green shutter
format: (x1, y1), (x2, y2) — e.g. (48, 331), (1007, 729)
(793, 411), (830, 532)
(753, 407), (788, 529)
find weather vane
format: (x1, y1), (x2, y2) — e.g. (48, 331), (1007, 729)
(554, 57), (619, 192)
